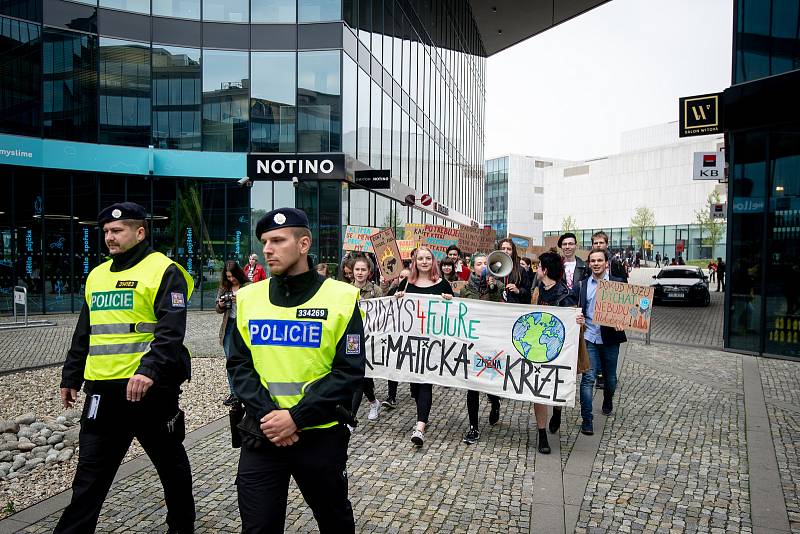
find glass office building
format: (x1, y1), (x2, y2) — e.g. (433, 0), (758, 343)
(0, 0), (487, 314)
(723, 0), (800, 358)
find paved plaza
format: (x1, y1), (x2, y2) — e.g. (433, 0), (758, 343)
(1, 294), (798, 533)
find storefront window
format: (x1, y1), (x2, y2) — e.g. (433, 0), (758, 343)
(251, 0), (294, 22)
(0, 170), (14, 314)
(152, 45), (201, 150)
(203, 0), (248, 22)
(298, 0), (340, 22)
(153, 0), (200, 19)
(251, 51), (296, 153)
(250, 181), (273, 265)
(202, 49), (249, 152)
(99, 38), (152, 147)
(0, 16), (41, 137)
(14, 168), (44, 314)
(297, 50), (341, 152)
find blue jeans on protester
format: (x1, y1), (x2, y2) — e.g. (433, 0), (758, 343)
(580, 341), (620, 424)
(223, 318), (236, 395)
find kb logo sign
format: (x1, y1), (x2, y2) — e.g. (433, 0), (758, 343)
(693, 152), (725, 181)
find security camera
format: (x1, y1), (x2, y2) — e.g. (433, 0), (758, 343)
(292, 176), (299, 187)
(238, 177), (252, 187)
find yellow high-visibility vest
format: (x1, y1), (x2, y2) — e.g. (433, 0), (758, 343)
(236, 277), (360, 430)
(84, 251), (193, 381)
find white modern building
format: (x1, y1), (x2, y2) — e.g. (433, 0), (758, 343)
(485, 154), (562, 245)
(541, 122), (727, 261)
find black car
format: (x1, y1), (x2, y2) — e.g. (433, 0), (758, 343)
(652, 266), (711, 306)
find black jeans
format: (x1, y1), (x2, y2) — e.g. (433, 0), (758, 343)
(466, 390), (500, 428)
(351, 377), (376, 415)
(54, 385), (194, 534)
(409, 383), (433, 423)
(236, 425), (354, 534)
(387, 380), (398, 400)
(717, 273), (725, 291)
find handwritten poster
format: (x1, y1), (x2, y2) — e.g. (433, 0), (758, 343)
(361, 295), (581, 406)
(343, 226), (377, 252)
(592, 280), (654, 333)
(457, 225), (497, 254)
(370, 228), (403, 280)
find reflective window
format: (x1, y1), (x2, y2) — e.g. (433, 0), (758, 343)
(356, 67), (369, 162)
(153, 0), (200, 19)
(100, 0), (149, 14)
(203, 0), (248, 22)
(202, 49), (248, 151)
(251, 51), (295, 152)
(251, 0), (294, 23)
(1, 0), (42, 19)
(297, 50), (341, 152)
(298, 0), (340, 22)
(152, 44), (201, 150)
(43, 29), (98, 142)
(98, 38), (151, 146)
(735, 0), (800, 83)
(0, 16), (41, 137)
(342, 53), (356, 157)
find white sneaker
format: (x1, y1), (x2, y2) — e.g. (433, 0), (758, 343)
(367, 400), (380, 421)
(346, 424), (354, 434)
(411, 429), (424, 447)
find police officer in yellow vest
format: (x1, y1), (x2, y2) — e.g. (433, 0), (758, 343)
(228, 207), (364, 533)
(56, 202), (195, 534)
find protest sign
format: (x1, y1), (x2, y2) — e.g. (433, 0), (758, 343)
(450, 281), (468, 295)
(404, 224), (426, 246)
(592, 280), (654, 333)
(457, 225), (496, 254)
(397, 240), (415, 260)
(370, 228), (403, 280)
(361, 295), (581, 406)
(509, 233), (532, 257)
(422, 224), (459, 260)
(343, 225), (377, 252)
(544, 235), (560, 250)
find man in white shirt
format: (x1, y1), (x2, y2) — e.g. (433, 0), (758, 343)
(558, 232), (589, 291)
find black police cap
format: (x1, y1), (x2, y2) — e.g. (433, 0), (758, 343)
(255, 208), (310, 238)
(98, 202), (148, 225)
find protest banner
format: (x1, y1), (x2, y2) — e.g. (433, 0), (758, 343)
(397, 240), (415, 260)
(343, 225), (377, 252)
(370, 228), (403, 280)
(404, 224), (426, 246)
(457, 225), (496, 254)
(361, 295), (581, 406)
(422, 224), (459, 260)
(592, 280), (654, 333)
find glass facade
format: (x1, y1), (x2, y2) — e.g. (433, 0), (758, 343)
(0, 0), (487, 311)
(484, 156), (508, 238)
(725, 0), (800, 357)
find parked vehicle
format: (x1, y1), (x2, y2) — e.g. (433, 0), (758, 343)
(651, 265), (711, 306)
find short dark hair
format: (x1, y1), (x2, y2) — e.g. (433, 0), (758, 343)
(591, 231), (608, 244)
(291, 227), (312, 240)
(121, 219), (147, 238)
(446, 245), (461, 256)
(558, 232), (578, 247)
(538, 252), (564, 281)
(588, 249), (609, 262)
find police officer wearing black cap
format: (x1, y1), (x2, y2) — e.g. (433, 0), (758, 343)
(228, 207), (364, 533)
(56, 202), (195, 534)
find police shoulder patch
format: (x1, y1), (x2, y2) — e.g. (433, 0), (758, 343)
(170, 292), (186, 308)
(346, 334), (361, 355)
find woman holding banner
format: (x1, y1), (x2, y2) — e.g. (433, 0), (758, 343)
(389, 246), (453, 448)
(459, 253), (503, 445)
(350, 255), (383, 423)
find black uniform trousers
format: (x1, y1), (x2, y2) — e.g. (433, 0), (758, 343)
(54, 385), (195, 534)
(236, 424), (354, 534)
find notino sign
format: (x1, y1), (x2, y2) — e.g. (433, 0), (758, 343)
(247, 154), (345, 181)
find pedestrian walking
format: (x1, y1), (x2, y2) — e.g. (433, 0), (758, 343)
(56, 202), (195, 534)
(244, 253), (267, 282)
(459, 252), (502, 445)
(655, 252), (661, 268)
(350, 255), (383, 423)
(708, 260), (717, 283)
(216, 260), (249, 406)
(716, 257), (726, 292)
(389, 246), (453, 448)
(228, 208), (363, 533)
(575, 249), (627, 436)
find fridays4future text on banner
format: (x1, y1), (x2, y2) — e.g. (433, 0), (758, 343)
(361, 295), (581, 407)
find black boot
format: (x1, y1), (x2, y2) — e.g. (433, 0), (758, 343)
(548, 407), (562, 434)
(538, 429), (551, 454)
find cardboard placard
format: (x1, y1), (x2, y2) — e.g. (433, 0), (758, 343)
(592, 280), (654, 333)
(422, 224), (459, 260)
(450, 280), (468, 296)
(343, 226), (378, 252)
(397, 240), (415, 260)
(404, 224), (426, 246)
(370, 228), (403, 280)
(458, 225), (497, 254)
(544, 235), (560, 250)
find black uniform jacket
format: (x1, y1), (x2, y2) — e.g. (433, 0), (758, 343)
(226, 260), (365, 430)
(61, 241), (192, 391)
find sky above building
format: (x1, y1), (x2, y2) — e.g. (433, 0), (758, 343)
(485, 0), (733, 161)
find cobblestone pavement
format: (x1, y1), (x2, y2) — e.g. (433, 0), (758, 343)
(12, 338), (798, 534)
(628, 291), (725, 349)
(0, 311), (221, 373)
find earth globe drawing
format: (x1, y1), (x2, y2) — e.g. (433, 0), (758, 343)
(512, 312), (566, 363)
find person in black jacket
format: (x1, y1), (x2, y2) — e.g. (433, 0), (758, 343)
(227, 208), (364, 533)
(575, 249), (627, 436)
(56, 202), (194, 534)
(559, 232), (590, 291)
(497, 238), (532, 304)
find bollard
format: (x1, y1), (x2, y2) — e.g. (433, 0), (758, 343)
(13, 286), (28, 326)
